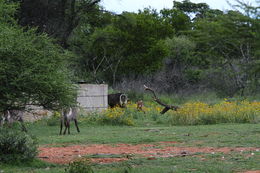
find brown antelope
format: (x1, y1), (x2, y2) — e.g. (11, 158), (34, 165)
(136, 100), (145, 113)
(59, 107), (80, 135)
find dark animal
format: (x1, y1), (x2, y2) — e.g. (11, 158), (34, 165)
(60, 107), (80, 135)
(108, 93), (128, 108)
(0, 110), (27, 132)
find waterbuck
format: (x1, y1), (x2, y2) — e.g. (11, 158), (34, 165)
(59, 107), (80, 135)
(108, 93), (128, 108)
(0, 110), (27, 132)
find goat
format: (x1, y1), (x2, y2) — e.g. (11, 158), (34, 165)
(59, 107), (80, 135)
(108, 93), (128, 108)
(0, 110), (27, 132)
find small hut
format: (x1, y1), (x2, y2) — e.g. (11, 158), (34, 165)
(77, 83), (108, 112)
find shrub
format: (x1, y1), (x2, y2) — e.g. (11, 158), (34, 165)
(98, 107), (134, 126)
(65, 158), (94, 173)
(46, 111), (61, 126)
(169, 100), (260, 125)
(0, 128), (38, 163)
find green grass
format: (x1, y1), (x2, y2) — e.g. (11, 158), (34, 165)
(92, 152), (260, 173)
(1, 108), (260, 172)
(25, 122), (260, 148)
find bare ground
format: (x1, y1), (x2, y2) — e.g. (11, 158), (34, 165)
(38, 142), (259, 165)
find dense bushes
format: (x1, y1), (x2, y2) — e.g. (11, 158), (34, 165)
(82, 108), (135, 126)
(0, 129), (38, 163)
(0, 4), (77, 112)
(81, 99), (260, 126)
(169, 101), (260, 125)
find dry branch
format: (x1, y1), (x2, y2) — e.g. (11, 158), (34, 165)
(144, 85), (179, 114)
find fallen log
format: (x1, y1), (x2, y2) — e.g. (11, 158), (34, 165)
(144, 85), (179, 114)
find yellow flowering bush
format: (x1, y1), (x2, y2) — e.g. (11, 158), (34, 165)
(82, 100), (260, 126)
(96, 101), (164, 126)
(98, 106), (134, 126)
(169, 100), (260, 125)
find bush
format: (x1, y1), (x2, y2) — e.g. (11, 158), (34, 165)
(46, 111), (61, 126)
(65, 158), (94, 173)
(169, 100), (260, 125)
(98, 107), (134, 126)
(0, 129), (38, 163)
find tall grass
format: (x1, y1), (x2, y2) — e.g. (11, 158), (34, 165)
(81, 99), (260, 126)
(169, 100), (260, 125)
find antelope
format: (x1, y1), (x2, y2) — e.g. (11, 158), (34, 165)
(59, 107), (80, 135)
(0, 110), (27, 132)
(136, 100), (145, 113)
(108, 93), (128, 108)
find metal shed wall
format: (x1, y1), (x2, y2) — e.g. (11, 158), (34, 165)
(77, 84), (108, 112)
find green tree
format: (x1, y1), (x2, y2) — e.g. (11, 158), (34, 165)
(173, 0), (210, 19)
(113, 9), (173, 77)
(70, 8), (173, 85)
(12, 0), (101, 47)
(0, 2), (77, 111)
(162, 36), (197, 92)
(191, 8), (259, 95)
(160, 8), (191, 34)
(0, 0), (18, 24)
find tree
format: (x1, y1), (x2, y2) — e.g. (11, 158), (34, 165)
(0, 3), (77, 111)
(14, 0), (101, 47)
(70, 9), (173, 85)
(173, 0), (210, 19)
(158, 36), (197, 92)
(0, 0), (18, 24)
(190, 7), (259, 96)
(113, 9), (173, 77)
(160, 8), (191, 34)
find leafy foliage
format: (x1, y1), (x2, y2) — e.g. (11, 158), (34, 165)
(0, 0), (259, 103)
(65, 158), (94, 173)
(0, 0), (18, 24)
(0, 128), (38, 163)
(190, 9), (259, 95)
(170, 100), (260, 125)
(0, 22), (77, 111)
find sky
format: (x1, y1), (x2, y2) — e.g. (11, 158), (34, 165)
(101, 0), (256, 14)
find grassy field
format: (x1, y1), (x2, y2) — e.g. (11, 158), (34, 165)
(0, 97), (260, 173)
(0, 122), (260, 173)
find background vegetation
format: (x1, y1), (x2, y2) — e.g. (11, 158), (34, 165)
(0, 0), (259, 172)
(1, 0), (259, 108)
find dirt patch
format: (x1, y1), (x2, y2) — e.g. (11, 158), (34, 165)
(38, 142), (259, 164)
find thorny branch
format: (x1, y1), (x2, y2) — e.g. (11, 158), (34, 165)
(144, 85), (179, 114)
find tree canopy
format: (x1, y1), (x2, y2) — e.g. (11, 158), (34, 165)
(0, 1), (76, 111)
(0, 0), (259, 104)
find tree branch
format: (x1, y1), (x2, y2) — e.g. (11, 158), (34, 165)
(144, 85), (179, 114)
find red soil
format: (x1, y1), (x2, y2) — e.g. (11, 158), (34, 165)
(38, 142), (259, 164)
